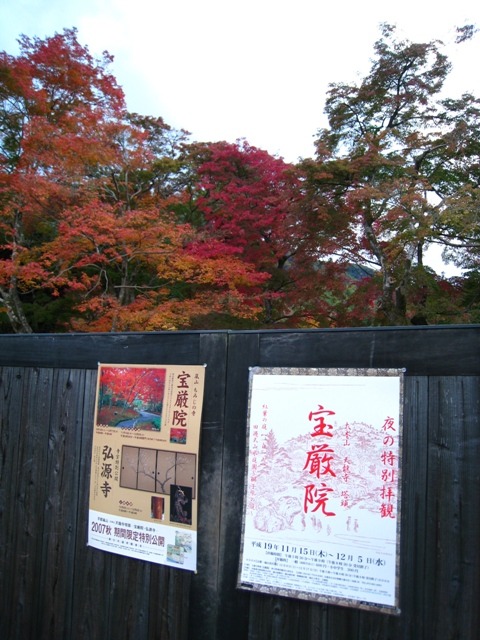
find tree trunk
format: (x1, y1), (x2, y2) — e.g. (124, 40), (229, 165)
(0, 284), (33, 333)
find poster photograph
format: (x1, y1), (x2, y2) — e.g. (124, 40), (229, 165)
(238, 367), (404, 614)
(88, 363), (205, 571)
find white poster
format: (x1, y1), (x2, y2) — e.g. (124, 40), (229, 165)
(238, 367), (404, 614)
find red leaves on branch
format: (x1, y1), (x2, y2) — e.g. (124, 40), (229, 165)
(36, 199), (267, 331)
(100, 366), (166, 407)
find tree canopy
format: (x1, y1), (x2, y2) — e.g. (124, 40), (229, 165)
(310, 23), (480, 325)
(0, 25), (479, 332)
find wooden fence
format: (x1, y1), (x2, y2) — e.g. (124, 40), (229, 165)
(0, 326), (479, 639)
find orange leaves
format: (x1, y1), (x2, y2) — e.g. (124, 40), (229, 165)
(1, 29), (127, 220)
(33, 198), (267, 331)
(0, 250), (51, 293)
(160, 239), (269, 289)
(16, 28), (124, 115)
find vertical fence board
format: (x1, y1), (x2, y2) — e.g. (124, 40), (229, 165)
(217, 332), (260, 640)
(107, 556), (153, 639)
(148, 564), (191, 639)
(0, 368), (25, 639)
(36, 369), (87, 638)
(69, 367), (113, 640)
(248, 596), (345, 640)
(399, 376), (429, 640)
(457, 378), (480, 639)
(188, 333), (229, 640)
(71, 550), (115, 640)
(424, 377), (480, 640)
(324, 603), (359, 639)
(3, 368), (54, 639)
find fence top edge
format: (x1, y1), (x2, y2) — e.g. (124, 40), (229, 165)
(0, 325), (478, 376)
(0, 323), (478, 340)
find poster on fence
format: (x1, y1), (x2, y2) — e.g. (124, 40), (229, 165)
(238, 367), (404, 614)
(88, 363), (205, 571)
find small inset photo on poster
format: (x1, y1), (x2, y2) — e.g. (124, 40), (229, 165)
(175, 531), (193, 553)
(96, 365), (166, 431)
(170, 428), (187, 444)
(166, 544), (184, 565)
(170, 485), (192, 525)
(151, 496), (164, 520)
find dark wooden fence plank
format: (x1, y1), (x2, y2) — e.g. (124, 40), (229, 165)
(216, 332), (260, 640)
(248, 596), (338, 640)
(188, 333), (229, 640)
(323, 603), (359, 639)
(69, 368), (113, 640)
(257, 325), (480, 375)
(69, 369), (162, 640)
(107, 556), (154, 639)
(35, 369), (87, 638)
(457, 378), (480, 639)
(424, 377), (480, 640)
(0, 367), (25, 638)
(148, 564), (191, 639)
(2, 368), (54, 639)
(0, 326), (478, 375)
(0, 332), (205, 369)
(398, 376), (429, 640)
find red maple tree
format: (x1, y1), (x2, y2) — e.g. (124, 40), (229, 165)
(0, 32), (269, 332)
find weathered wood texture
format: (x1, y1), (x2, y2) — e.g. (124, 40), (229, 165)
(0, 326), (479, 640)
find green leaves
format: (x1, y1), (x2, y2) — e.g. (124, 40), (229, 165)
(311, 23), (480, 325)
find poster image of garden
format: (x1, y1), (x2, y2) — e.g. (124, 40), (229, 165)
(96, 365), (166, 431)
(88, 363), (205, 571)
(238, 367), (404, 614)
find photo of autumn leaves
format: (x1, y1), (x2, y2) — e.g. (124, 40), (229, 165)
(97, 366), (166, 431)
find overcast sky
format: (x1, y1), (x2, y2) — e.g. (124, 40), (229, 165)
(1, 0), (479, 163)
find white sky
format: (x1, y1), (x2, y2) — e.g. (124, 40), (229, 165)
(0, 0), (478, 162)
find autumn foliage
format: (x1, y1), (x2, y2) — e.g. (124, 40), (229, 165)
(1, 25), (479, 332)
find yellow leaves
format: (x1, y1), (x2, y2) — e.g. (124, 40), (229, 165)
(156, 250), (259, 288)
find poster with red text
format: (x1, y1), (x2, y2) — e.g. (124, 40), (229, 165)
(88, 363), (205, 571)
(238, 367), (404, 614)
